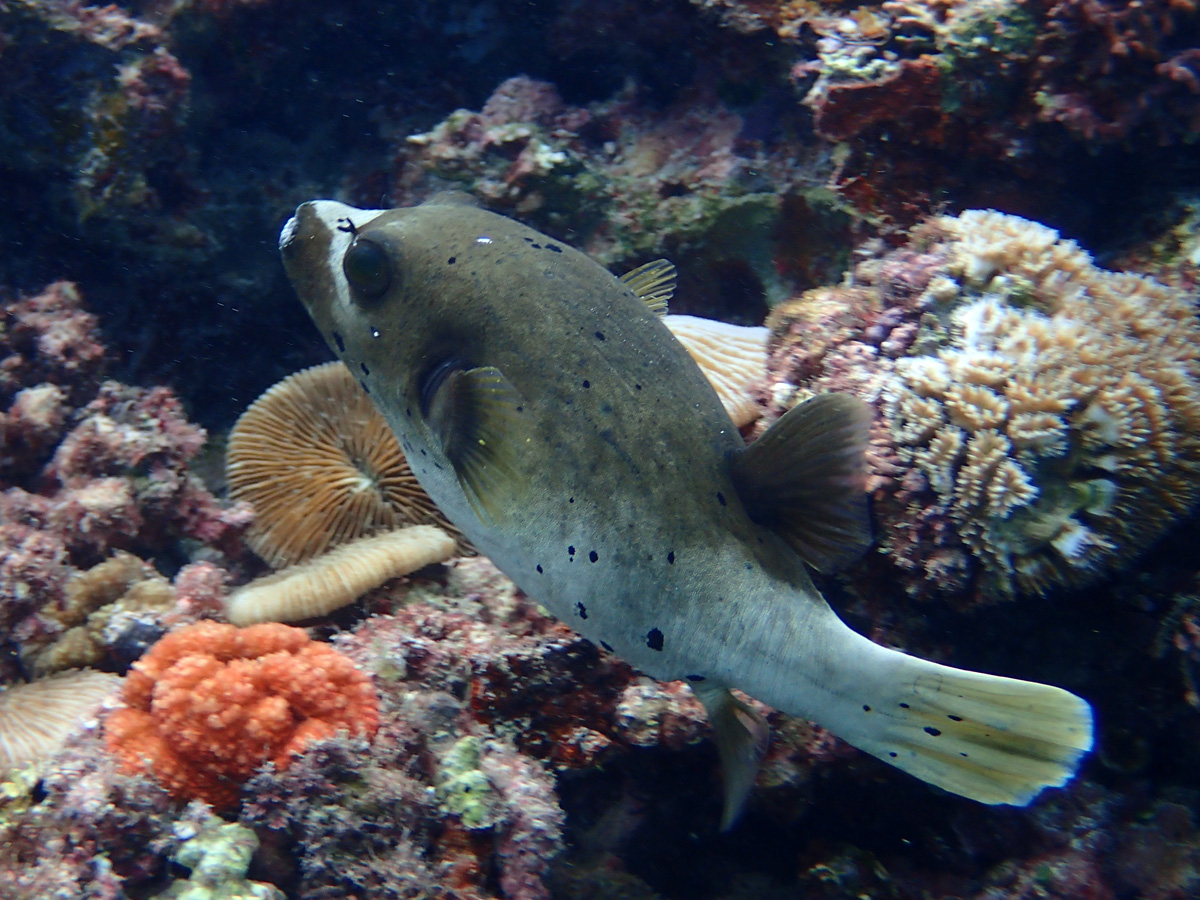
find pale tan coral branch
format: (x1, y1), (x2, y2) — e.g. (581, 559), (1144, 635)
(225, 525), (457, 626)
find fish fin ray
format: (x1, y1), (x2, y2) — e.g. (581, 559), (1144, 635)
(692, 681), (770, 831)
(619, 259), (676, 317)
(426, 364), (526, 523)
(731, 393), (873, 572)
(834, 643), (1093, 805)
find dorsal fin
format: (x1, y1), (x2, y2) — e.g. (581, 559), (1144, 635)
(619, 259), (676, 317)
(422, 361), (526, 523)
(731, 393), (873, 572)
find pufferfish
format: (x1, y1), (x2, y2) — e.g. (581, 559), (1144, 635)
(280, 193), (1093, 828)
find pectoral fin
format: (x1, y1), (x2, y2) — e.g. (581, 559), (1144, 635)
(731, 393), (873, 572)
(692, 681), (770, 831)
(619, 259), (676, 317)
(422, 361), (526, 523)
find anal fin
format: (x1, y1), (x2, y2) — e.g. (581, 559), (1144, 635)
(731, 393), (873, 572)
(692, 681), (770, 831)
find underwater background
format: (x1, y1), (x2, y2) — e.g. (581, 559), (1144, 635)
(2, 0), (1200, 897)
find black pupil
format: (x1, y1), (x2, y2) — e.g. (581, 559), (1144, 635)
(343, 237), (390, 298)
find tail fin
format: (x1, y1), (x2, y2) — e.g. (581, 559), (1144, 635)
(841, 649), (1094, 805)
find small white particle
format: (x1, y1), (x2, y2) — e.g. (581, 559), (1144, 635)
(475, 236), (493, 245)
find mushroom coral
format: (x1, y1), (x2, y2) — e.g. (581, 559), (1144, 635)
(104, 621), (379, 809)
(226, 362), (469, 568)
(0, 670), (120, 772)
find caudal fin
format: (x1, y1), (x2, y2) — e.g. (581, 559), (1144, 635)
(844, 651), (1094, 805)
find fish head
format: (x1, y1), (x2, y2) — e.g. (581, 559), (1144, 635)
(279, 195), (550, 528)
(280, 196), (504, 421)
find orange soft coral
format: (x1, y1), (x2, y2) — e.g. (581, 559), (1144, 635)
(104, 621), (379, 809)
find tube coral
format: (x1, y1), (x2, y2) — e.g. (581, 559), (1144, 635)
(104, 621), (379, 809)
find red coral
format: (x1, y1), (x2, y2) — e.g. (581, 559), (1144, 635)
(104, 621), (380, 810)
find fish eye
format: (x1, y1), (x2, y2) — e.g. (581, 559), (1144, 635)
(342, 237), (392, 300)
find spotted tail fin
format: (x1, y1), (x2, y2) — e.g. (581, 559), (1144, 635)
(831, 638), (1094, 805)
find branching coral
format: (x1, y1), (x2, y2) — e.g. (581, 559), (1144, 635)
(886, 210), (1200, 597)
(104, 621), (379, 810)
(764, 209), (1200, 602)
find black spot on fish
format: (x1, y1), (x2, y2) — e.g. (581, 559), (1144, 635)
(536, 564), (543, 574)
(569, 497), (575, 504)
(582, 380), (590, 389)
(667, 551), (675, 565)
(576, 603), (587, 619)
(358, 380), (370, 394)
(600, 641), (613, 652)
(646, 628), (664, 651)
(406, 408), (412, 418)
(568, 546), (575, 557)
(601, 403), (613, 414)
(589, 550), (599, 563)
(863, 705), (871, 712)
(899, 702), (910, 709)
(745, 563), (752, 571)
(516, 405), (524, 413)
(531, 243), (542, 249)
(716, 492), (726, 507)
(889, 751), (898, 758)
(924, 727), (942, 737)
(960, 752), (969, 757)
(523, 237), (533, 243)
(448, 257), (456, 264)
(360, 362), (370, 376)
(333, 331), (346, 353)
(595, 331), (605, 341)
(686, 675), (706, 682)
(547, 244), (562, 253)
(420, 449), (427, 456)
(433, 462), (443, 470)
(634, 383), (642, 390)
(947, 714), (963, 722)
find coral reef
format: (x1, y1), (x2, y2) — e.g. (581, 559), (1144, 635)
(764, 209), (1200, 603)
(161, 820), (284, 900)
(396, 74), (847, 314)
(1, 283), (252, 673)
(104, 621), (380, 810)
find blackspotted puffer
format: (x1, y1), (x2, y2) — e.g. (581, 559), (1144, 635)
(281, 193), (1093, 827)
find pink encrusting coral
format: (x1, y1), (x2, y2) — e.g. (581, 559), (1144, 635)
(1, 282), (253, 674)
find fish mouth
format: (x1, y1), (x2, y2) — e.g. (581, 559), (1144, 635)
(278, 200), (386, 252)
(279, 212), (302, 253)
